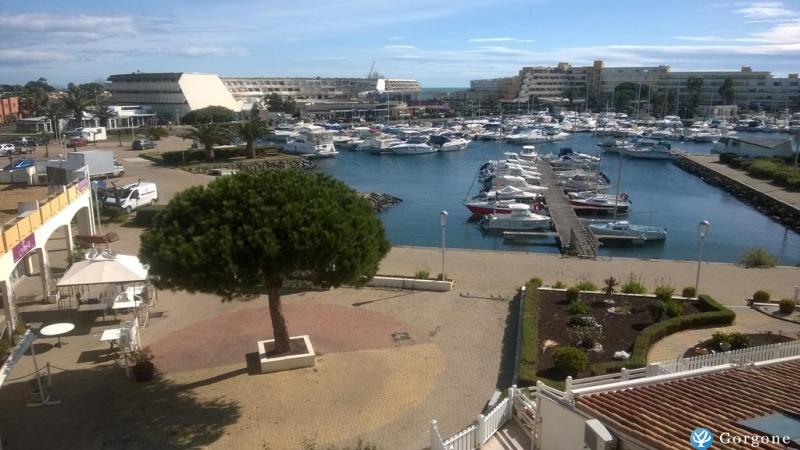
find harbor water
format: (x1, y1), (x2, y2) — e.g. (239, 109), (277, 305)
(315, 133), (800, 265)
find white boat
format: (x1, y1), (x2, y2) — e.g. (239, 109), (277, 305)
(519, 145), (539, 161)
(614, 139), (676, 160)
(588, 220), (667, 241)
(431, 135), (471, 152)
(480, 203), (551, 231)
(388, 134), (436, 155)
(569, 192), (630, 214)
(283, 126), (338, 158)
(491, 175), (548, 192)
(355, 135), (402, 152)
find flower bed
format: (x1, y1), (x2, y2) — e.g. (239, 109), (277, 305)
(683, 333), (795, 358)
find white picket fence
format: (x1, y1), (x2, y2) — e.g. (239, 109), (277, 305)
(432, 387), (518, 450)
(653, 339), (800, 374)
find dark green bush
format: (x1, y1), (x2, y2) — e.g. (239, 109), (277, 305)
(681, 286), (696, 298)
(134, 205), (167, 226)
(747, 159), (782, 179)
(567, 315), (599, 328)
(518, 281), (540, 386)
(665, 300), (683, 318)
(591, 295), (735, 375)
(529, 277), (543, 287)
(648, 300), (667, 321)
(567, 300), (590, 315)
(552, 346), (588, 376)
(565, 287), (580, 302)
(779, 298), (796, 314)
(728, 332), (749, 350)
(603, 276), (618, 294)
(160, 146), (278, 165)
(752, 290), (770, 302)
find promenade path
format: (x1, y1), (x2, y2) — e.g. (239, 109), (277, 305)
(687, 154), (800, 211)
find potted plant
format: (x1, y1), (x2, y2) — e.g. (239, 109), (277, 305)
(130, 348), (155, 382)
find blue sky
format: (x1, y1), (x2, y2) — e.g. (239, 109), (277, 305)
(1, 0), (799, 87)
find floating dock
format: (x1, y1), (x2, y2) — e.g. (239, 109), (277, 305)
(537, 162), (599, 258)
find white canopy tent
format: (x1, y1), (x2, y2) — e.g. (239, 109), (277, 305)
(57, 251), (148, 287)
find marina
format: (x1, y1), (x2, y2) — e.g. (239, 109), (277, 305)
(316, 131), (800, 265)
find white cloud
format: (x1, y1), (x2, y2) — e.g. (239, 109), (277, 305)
(735, 1), (798, 20)
(468, 37), (534, 43)
(0, 13), (138, 35)
(0, 48), (69, 64)
(387, 36), (405, 40)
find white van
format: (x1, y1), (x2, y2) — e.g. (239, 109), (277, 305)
(103, 181), (158, 213)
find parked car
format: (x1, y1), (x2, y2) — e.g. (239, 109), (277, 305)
(132, 139), (156, 150)
(67, 137), (89, 147)
(1, 143), (16, 156)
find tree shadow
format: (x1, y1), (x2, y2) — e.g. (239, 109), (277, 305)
(495, 292), (520, 389)
(0, 364), (241, 449)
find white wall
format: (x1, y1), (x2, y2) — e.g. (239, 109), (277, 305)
(179, 74), (241, 112)
(537, 396), (590, 450)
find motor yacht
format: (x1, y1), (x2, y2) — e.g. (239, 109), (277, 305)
(480, 203), (551, 231)
(283, 126), (339, 158)
(588, 220), (667, 241)
(430, 135), (471, 152)
(388, 134), (436, 155)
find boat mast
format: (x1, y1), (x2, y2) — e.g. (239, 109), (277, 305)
(613, 149), (623, 221)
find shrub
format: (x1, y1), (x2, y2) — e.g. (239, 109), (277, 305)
(728, 332), (749, 350)
(654, 285), (675, 302)
(567, 300), (590, 315)
(665, 300), (683, 318)
(681, 286), (696, 298)
(603, 276), (618, 295)
(552, 280), (567, 289)
(747, 159), (782, 179)
(565, 287), (581, 303)
(590, 295), (735, 375)
(621, 273), (648, 294)
(779, 298), (796, 314)
(575, 279), (598, 292)
(134, 205), (167, 226)
(740, 247), (778, 268)
(568, 315), (600, 328)
(529, 277), (543, 287)
(518, 281), (540, 386)
(571, 326), (603, 348)
(414, 268), (430, 280)
(648, 300), (667, 322)
(552, 346), (588, 376)
(752, 290), (770, 303)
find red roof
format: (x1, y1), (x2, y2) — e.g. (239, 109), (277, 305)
(576, 359), (800, 450)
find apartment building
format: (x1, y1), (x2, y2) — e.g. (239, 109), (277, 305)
(471, 60), (800, 112)
(222, 77), (422, 110)
(469, 77), (516, 99)
(105, 72), (240, 120)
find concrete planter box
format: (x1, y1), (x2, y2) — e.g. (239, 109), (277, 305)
(366, 276), (453, 292)
(257, 335), (316, 373)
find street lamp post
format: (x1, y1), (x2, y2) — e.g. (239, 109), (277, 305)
(695, 220), (711, 297)
(440, 211), (448, 281)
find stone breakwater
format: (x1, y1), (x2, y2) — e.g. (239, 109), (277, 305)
(673, 155), (800, 232)
(360, 192), (402, 212)
(183, 158), (317, 174)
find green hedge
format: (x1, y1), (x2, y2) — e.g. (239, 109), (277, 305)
(590, 294), (735, 375)
(517, 279), (541, 387)
(160, 146), (280, 165)
(134, 205), (167, 226)
(721, 155), (800, 191)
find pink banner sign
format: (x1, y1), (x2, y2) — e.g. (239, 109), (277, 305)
(77, 177), (90, 192)
(12, 234), (36, 263)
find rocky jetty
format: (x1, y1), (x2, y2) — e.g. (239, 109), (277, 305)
(673, 155), (800, 232)
(184, 158), (316, 174)
(360, 192), (402, 212)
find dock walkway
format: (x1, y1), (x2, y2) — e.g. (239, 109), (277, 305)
(537, 161), (598, 258)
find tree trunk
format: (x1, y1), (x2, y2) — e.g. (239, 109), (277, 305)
(246, 141), (255, 159)
(267, 286), (292, 356)
(205, 145), (215, 161)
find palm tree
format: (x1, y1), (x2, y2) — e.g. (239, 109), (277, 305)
(184, 123), (224, 161)
(63, 83), (92, 128)
(236, 115), (268, 159)
(41, 100), (65, 157)
(92, 101), (114, 127)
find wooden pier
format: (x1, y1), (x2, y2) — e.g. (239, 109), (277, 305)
(537, 162), (599, 258)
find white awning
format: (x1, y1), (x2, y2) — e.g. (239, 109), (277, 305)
(57, 252), (148, 286)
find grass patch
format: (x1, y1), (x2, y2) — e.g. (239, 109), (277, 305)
(740, 247), (778, 268)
